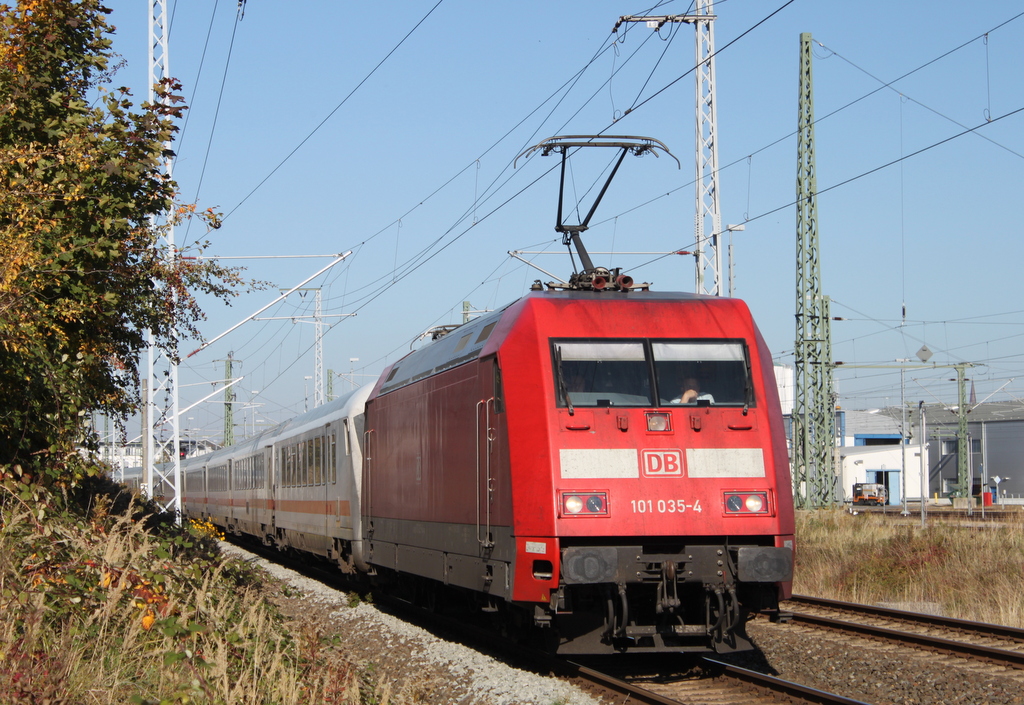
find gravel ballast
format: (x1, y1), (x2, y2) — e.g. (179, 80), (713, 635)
(222, 542), (1024, 705)
(741, 619), (1024, 705)
(220, 542), (603, 705)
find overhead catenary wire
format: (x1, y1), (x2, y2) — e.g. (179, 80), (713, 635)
(177, 2), (1024, 418)
(620, 103), (1024, 276)
(170, 0), (221, 156)
(816, 36), (1024, 161)
(184, 0), (709, 330)
(591, 9), (1024, 235)
(180, 1), (868, 408)
(221, 0), (447, 223)
(180, 4), (242, 251)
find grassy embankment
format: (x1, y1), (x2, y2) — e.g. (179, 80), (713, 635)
(7, 484), (1023, 703)
(0, 481), (390, 705)
(793, 508), (1024, 627)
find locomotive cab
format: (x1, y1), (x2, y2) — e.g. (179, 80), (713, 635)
(545, 335), (790, 651)
(495, 291), (795, 654)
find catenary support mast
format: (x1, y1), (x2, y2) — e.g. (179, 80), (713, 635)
(144, 0), (181, 515)
(218, 353), (237, 447)
(793, 33), (836, 508)
(614, 0), (723, 295)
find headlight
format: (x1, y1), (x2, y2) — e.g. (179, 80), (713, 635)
(723, 491), (771, 515)
(646, 412), (672, 432)
(560, 491), (609, 517)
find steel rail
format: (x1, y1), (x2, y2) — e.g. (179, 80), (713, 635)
(701, 658), (872, 705)
(788, 594), (1024, 642)
(788, 612), (1024, 669)
(563, 658), (871, 705)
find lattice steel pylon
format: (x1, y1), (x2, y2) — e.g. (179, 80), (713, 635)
(792, 33), (836, 508)
(313, 289), (324, 407)
(692, 0), (722, 296)
(143, 0), (182, 516)
(614, 0), (723, 295)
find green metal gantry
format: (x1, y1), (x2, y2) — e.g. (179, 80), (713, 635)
(793, 33), (837, 508)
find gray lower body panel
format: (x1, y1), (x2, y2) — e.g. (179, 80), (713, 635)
(364, 517), (515, 599)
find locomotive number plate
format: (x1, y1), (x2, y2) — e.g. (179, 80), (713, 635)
(630, 498), (702, 514)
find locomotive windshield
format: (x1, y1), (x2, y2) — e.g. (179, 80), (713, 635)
(553, 339), (752, 408)
(555, 342), (652, 407)
(652, 341), (749, 406)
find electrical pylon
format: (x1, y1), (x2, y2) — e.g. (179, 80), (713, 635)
(615, 0), (723, 295)
(217, 353), (238, 447)
(143, 0), (181, 515)
(793, 33), (836, 508)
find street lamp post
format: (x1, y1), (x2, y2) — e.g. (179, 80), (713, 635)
(896, 359), (911, 515)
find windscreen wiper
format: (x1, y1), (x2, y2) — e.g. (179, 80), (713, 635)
(554, 346), (574, 416)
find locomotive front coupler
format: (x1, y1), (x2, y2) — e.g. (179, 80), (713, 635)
(655, 560), (681, 615)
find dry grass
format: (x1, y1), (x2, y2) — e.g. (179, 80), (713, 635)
(793, 508), (1024, 627)
(0, 486), (394, 705)
(17, 480), (1022, 701)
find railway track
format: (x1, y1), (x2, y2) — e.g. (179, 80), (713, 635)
(229, 538), (870, 705)
(228, 530), (1024, 705)
(233, 535), (1024, 704)
(785, 594), (1024, 669)
(850, 505), (1022, 522)
(567, 657), (871, 705)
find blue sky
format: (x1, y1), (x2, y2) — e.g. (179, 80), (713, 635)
(103, 1), (1024, 439)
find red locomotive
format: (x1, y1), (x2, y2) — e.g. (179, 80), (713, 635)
(363, 288), (794, 653)
(362, 136), (793, 653)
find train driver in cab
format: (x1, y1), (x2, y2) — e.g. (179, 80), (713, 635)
(671, 376), (714, 405)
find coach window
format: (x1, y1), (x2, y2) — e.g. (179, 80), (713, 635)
(311, 438), (320, 485)
(313, 437), (323, 485)
(652, 341), (751, 407)
(330, 430), (338, 483)
(293, 444), (300, 486)
(286, 446), (296, 487)
(554, 341), (652, 407)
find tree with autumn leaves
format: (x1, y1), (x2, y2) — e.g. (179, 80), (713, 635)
(0, 0), (245, 491)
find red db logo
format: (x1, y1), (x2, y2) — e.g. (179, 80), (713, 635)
(641, 449), (684, 477)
